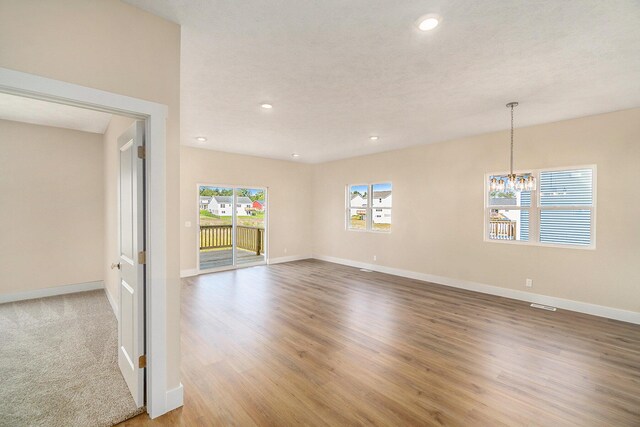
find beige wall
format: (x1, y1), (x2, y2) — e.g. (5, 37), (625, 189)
(312, 108), (640, 313)
(0, 119), (104, 294)
(103, 116), (136, 304)
(180, 147), (313, 272)
(0, 0), (182, 389)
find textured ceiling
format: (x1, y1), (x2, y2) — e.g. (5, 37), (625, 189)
(0, 93), (112, 134)
(125, 0), (640, 163)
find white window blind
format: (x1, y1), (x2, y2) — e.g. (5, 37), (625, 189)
(539, 168), (593, 246)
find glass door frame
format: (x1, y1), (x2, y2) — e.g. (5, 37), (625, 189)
(197, 183), (268, 274)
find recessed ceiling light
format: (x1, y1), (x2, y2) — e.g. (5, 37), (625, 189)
(418, 16), (440, 31)
(369, 136), (379, 141)
(195, 136), (207, 142)
(291, 153), (300, 158)
(260, 103), (273, 109)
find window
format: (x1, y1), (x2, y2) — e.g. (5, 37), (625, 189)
(347, 183), (392, 232)
(487, 178), (532, 241)
(540, 168), (593, 246)
(485, 166), (595, 248)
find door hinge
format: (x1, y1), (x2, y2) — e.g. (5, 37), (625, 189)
(137, 146), (146, 159)
(138, 355), (147, 369)
(138, 251), (146, 265)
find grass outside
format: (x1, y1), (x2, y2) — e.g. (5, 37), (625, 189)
(200, 210), (265, 227)
(373, 223), (391, 231)
(349, 216), (391, 231)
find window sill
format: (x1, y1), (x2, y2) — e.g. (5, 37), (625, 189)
(346, 228), (392, 234)
(483, 238), (595, 251)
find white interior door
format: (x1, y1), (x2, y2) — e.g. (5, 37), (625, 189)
(117, 121), (145, 407)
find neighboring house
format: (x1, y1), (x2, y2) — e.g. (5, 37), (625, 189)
(350, 192), (392, 223)
(349, 194), (367, 219)
(350, 193), (366, 206)
(372, 191), (392, 207)
(489, 196), (517, 206)
(208, 196), (253, 216)
(208, 196), (232, 216)
(489, 192), (528, 240)
(200, 196), (212, 211)
(236, 197), (253, 215)
(372, 191), (392, 224)
(252, 200), (264, 211)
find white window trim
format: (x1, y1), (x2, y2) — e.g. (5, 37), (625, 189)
(345, 183), (392, 233)
(483, 164), (597, 250)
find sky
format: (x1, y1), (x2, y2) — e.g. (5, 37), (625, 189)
(244, 188), (263, 196)
(200, 186), (263, 196)
(350, 185), (368, 195)
(373, 183), (392, 192)
(350, 183), (392, 195)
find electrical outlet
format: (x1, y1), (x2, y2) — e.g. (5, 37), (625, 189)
(373, 255), (377, 261)
(526, 278), (533, 288)
(184, 221), (191, 228)
(284, 248), (288, 254)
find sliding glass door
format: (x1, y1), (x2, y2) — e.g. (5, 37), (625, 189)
(235, 188), (266, 265)
(198, 185), (267, 272)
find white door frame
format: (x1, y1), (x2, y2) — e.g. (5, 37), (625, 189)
(196, 183), (269, 274)
(0, 67), (174, 418)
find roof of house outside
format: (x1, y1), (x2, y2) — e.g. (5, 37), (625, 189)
(200, 196), (212, 203)
(489, 197), (517, 206)
(213, 196), (232, 203)
(213, 196), (253, 204)
(373, 191), (391, 199)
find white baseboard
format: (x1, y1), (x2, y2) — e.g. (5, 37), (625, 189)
(0, 280), (105, 304)
(180, 268), (198, 278)
(269, 254), (312, 265)
(104, 286), (119, 320)
(313, 255), (640, 325)
(165, 383), (184, 414)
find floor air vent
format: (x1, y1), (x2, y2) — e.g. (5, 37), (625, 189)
(530, 303), (557, 311)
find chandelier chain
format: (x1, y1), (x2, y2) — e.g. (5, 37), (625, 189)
(489, 101), (535, 194)
(510, 103), (514, 176)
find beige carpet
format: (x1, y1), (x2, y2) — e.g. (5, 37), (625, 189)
(0, 290), (144, 427)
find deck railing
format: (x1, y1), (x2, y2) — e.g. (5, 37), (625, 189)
(489, 219), (516, 240)
(200, 225), (264, 255)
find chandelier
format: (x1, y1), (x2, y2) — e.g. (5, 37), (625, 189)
(489, 102), (536, 193)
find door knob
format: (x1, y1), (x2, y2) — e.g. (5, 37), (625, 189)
(111, 262), (121, 270)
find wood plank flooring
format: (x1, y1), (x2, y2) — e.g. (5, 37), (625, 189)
(121, 259), (640, 426)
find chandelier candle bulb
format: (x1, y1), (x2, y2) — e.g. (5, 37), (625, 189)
(490, 177), (498, 192)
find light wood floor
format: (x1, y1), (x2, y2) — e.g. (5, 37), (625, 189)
(121, 260), (640, 426)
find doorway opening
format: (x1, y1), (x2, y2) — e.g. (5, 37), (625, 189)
(0, 66), (174, 419)
(0, 92), (145, 426)
(198, 185), (268, 272)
